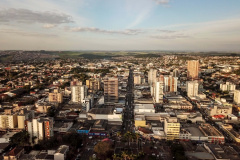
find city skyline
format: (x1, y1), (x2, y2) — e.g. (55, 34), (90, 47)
(1, 0), (240, 51)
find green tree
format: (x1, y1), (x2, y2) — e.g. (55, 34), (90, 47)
(94, 141), (112, 159)
(10, 131), (30, 146)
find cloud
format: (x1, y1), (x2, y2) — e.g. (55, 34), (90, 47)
(157, 29), (176, 33)
(43, 24), (57, 29)
(68, 27), (142, 35)
(0, 8), (74, 24)
(0, 28), (58, 37)
(151, 34), (190, 39)
(153, 0), (170, 5)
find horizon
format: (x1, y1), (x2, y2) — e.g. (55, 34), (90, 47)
(1, 0), (240, 51)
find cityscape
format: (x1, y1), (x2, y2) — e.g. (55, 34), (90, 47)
(1, 0), (240, 160)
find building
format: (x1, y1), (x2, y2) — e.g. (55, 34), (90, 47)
(104, 77), (118, 103)
(234, 90), (240, 104)
(173, 69), (179, 77)
(220, 82), (236, 92)
(186, 81), (199, 97)
(154, 81), (164, 103)
(49, 88), (63, 103)
(199, 123), (224, 144)
(25, 117), (54, 143)
(71, 85), (87, 103)
(187, 60), (199, 79)
(148, 69), (157, 85)
(164, 117), (180, 140)
(86, 78), (100, 93)
(221, 124), (240, 143)
(207, 105), (232, 117)
(17, 109), (34, 129)
(54, 145), (69, 160)
(0, 110), (17, 129)
(163, 76), (178, 93)
(134, 75), (141, 85)
(70, 79), (82, 86)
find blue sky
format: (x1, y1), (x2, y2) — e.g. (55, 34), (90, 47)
(0, 0), (240, 51)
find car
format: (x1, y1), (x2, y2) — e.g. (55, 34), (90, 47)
(89, 136), (93, 139)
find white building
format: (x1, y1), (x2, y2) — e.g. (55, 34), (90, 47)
(187, 81), (199, 97)
(26, 117), (54, 143)
(234, 90), (240, 104)
(71, 85), (87, 103)
(154, 81), (164, 103)
(148, 69), (157, 86)
(220, 82), (236, 92)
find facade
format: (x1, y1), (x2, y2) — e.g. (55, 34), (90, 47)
(220, 82), (236, 92)
(54, 145), (69, 160)
(164, 117), (180, 140)
(186, 81), (199, 97)
(134, 75), (141, 85)
(104, 77), (118, 103)
(154, 81), (164, 103)
(86, 78), (100, 93)
(25, 117), (54, 143)
(148, 69), (157, 85)
(234, 90), (240, 104)
(199, 123), (224, 144)
(0, 110), (18, 129)
(207, 105), (232, 117)
(163, 76), (178, 92)
(71, 85), (87, 103)
(49, 88), (63, 103)
(187, 60), (199, 79)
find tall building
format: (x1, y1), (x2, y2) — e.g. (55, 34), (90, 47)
(17, 109), (34, 129)
(154, 81), (164, 103)
(164, 117), (180, 140)
(49, 88), (63, 103)
(186, 81), (199, 97)
(187, 60), (199, 79)
(25, 117), (54, 143)
(173, 68), (179, 77)
(71, 85), (87, 103)
(104, 77), (118, 103)
(70, 79), (82, 86)
(234, 90), (240, 104)
(148, 69), (157, 85)
(86, 78), (100, 93)
(163, 76), (178, 93)
(0, 109), (17, 129)
(134, 75), (141, 85)
(220, 82), (236, 92)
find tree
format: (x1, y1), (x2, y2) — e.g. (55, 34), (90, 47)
(94, 141), (112, 159)
(121, 151), (128, 160)
(10, 131), (30, 146)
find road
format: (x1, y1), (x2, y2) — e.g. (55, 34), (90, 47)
(123, 68), (134, 134)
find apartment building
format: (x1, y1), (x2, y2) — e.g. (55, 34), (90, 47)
(25, 117), (54, 143)
(103, 77), (118, 103)
(49, 88), (63, 103)
(186, 81), (199, 97)
(164, 117), (180, 140)
(187, 60), (199, 79)
(86, 78), (100, 93)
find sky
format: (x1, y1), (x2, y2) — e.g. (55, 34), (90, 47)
(0, 0), (240, 51)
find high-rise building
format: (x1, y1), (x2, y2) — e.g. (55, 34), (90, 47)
(49, 88), (63, 103)
(0, 109), (17, 129)
(104, 77), (118, 103)
(186, 81), (199, 97)
(220, 82), (236, 92)
(134, 75), (141, 85)
(25, 117), (54, 143)
(17, 109), (34, 129)
(154, 81), (164, 103)
(187, 60), (199, 79)
(163, 76), (178, 93)
(148, 69), (157, 85)
(86, 78), (100, 93)
(71, 85), (87, 103)
(173, 69), (179, 77)
(234, 90), (240, 104)
(164, 117), (180, 140)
